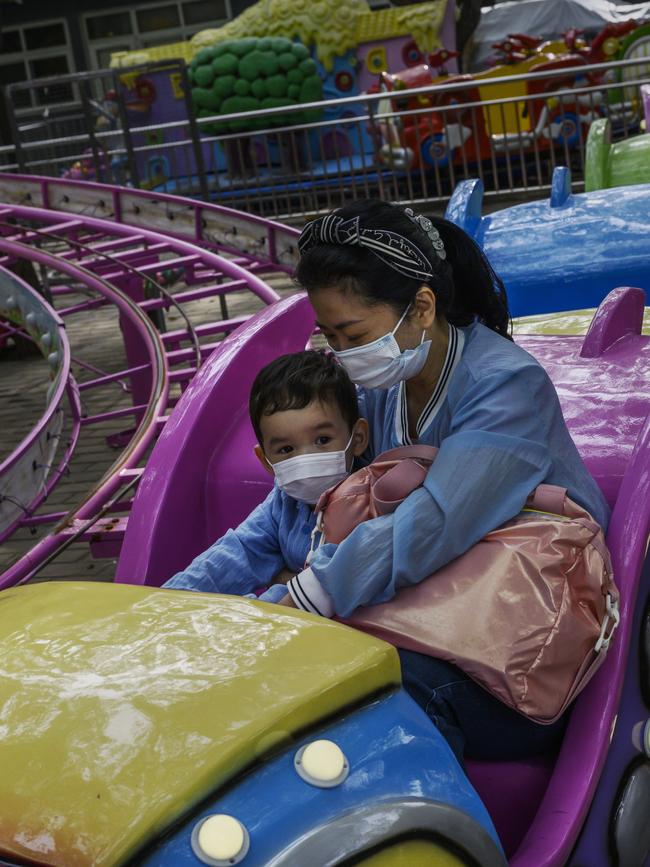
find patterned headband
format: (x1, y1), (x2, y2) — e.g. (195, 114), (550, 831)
(298, 209), (445, 283)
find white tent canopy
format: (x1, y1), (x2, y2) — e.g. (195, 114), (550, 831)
(471, 0), (650, 67)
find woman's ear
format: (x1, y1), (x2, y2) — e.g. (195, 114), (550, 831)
(351, 418), (369, 456)
(254, 444), (274, 475)
(413, 285), (437, 330)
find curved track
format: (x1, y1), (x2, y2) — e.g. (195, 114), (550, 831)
(0, 177), (299, 586)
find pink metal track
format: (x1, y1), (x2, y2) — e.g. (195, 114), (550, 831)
(0, 178), (299, 586)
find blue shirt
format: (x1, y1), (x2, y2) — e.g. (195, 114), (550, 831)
(163, 487), (315, 594)
(308, 322), (609, 617)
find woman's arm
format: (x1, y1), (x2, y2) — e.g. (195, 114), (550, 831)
(290, 365), (555, 617)
(163, 489), (286, 594)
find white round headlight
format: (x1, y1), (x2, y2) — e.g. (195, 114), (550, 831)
(191, 813), (249, 865)
(294, 739), (349, 788)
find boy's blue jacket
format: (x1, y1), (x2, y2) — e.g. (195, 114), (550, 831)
(163, 488), (315, 594)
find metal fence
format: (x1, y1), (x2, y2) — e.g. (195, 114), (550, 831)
(2, 54), (649, 219)
(1, 60), (205, 192)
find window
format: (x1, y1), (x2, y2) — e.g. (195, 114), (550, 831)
(33, 81), (75, 106)
(0, 61), (27, 86)
(30, 57), (73, 105)
(31, 56), (70, 79)
(24, 22), (67, 50)
(0, 31), (22, 53)
(84, 2), (233, 69)
(0, 61), (30, 108)
(0, 19), (75, 113)
(86, 12), (133, 40)
(182, 0), (226, 26)
(136, 5), (181, 32)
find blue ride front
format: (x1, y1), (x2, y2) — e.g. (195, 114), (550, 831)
(140, 690), (505, 866)
(445, 168), (650, 317)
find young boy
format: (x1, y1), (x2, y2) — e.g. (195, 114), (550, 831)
(163, 350), (369, 604)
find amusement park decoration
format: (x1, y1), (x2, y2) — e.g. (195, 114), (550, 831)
(373, 60), (598, 172)
(190, 0), (372, 73)
(105, 0), (455, 188)
(111, 0), (453, 76)
(351, 2), (454, 88)
(190, 37), (323, 134)
(62, 148), (109, 181)
(372, 16), (650, 175)
(370, 17), (650, 173)
(109, 74), (158, 116)
(492, 21), (640, 66)
(584, 85), (650, 190)
(563, 20), (640, 62)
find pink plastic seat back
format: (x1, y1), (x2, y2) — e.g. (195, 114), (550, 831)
(469, 289), (650, 865)
(116, 293), (315, 585)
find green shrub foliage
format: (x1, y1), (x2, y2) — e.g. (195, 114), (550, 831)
(190, 36), (323, 134)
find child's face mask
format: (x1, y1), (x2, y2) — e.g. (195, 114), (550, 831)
(270, 429), (356, 504)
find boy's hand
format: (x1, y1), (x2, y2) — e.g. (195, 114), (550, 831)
(277, 593), (298, 607)
(273, 568), (295, 585)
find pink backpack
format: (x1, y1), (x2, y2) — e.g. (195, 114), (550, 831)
(313, 446), (619, 724)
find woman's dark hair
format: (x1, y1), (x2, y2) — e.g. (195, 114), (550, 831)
(249, 350), (359, 445)
(295, 199), (512, 340)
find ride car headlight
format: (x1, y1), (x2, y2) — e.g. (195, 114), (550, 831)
(295, 739), (349, 787)
(191, 814), (250, 865)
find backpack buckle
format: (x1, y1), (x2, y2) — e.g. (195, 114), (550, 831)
(595, 592), (620, 653)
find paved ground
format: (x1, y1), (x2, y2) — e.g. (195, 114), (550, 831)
(0, 269), (295, 583)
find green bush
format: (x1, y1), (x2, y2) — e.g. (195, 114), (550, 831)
(190, 36), (323, 135)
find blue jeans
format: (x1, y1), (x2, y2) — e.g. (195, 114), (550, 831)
(398, 649), (567, 765)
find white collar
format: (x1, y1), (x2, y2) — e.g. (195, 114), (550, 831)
(395, 323), (465, 445)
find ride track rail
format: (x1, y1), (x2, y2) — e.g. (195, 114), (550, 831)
(0, 173), (301, 267)
(0, 182), (301, 587)
(0, 266), (80, 543)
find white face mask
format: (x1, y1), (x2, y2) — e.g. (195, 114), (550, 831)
(330, 305), (431, 389)
(269, 429), (356, 504)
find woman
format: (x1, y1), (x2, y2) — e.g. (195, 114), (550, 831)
(282, 199), (609, 762)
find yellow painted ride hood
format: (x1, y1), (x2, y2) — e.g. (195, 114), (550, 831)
(513, 307), (650, 335)
(0, 582), (399, 866)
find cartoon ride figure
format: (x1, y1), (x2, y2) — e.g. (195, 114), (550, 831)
(371, 20), (650, 174)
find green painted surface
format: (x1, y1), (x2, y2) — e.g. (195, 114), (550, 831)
(0, 582), (399, 866)
(608, 135), (650, 189)
(585, 117), (650, 191)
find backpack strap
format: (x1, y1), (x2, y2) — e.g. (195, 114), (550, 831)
(372, 460), (431, 515)
(374, 445), (439, 464)
(527, 484), (567, 516)
(371, 446), (438, 516)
